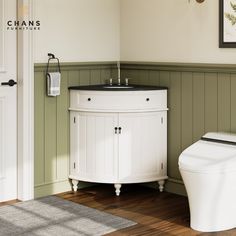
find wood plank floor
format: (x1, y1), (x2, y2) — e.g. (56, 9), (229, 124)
(57, 185), (236, 236)
(0, 199), (19, 207)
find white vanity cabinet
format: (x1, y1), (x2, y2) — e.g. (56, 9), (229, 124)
(69, 87), (168, 196)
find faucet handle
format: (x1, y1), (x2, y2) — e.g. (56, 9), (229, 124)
(105, 78), (113, 86)
(125, 78), (131, 86)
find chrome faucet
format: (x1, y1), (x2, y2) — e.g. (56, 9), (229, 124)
(117, 61), (121, 85)
(117, 78), (121, 86)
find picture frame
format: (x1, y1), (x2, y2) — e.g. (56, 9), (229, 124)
(219, 0), (236, 48)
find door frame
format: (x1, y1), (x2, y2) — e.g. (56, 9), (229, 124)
(17, 0), (34, 201)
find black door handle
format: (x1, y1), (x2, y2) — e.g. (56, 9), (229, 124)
(1, 79), (17, 87)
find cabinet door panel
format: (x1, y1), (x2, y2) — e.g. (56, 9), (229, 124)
(70, 112), (118, 183)
(118, 112), (167, 183)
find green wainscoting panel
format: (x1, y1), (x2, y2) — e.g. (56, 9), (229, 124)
(34, 71), (45, 186)
(181, 72), (193, 151)
(56, 71), (69, 181)
(218, 73), (231, 132)
(79, 70), (90, 85)
(44, 94), (57, 182)
(35, 61), (236, 197)
(169, 72), (182, 179)
(90, 69), (101, 85)
(34, 62), (116, 198)
(121, 62), (236, 196)
(205, 73), (218, 132)
(231, 74), (236, 132)
(149, 71), (160, 86)
(68, 71), (79, 87)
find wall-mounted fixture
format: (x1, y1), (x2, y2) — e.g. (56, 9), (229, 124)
(46, 53), (61, 97)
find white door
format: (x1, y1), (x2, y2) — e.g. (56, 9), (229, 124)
(0, 0), (17, 202)
(70, 112), (118, 183)
(118, 112), (167, 183)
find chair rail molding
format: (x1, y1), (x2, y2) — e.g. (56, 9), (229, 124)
(17, 0), (34, 201)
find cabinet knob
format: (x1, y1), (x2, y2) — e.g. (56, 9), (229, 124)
(114, 127), (118, 134)
(146, 98), (150, 101)
(88, 98), (91, 101)
(118, 127), (122, 134)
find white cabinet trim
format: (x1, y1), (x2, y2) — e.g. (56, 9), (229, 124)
(69, 108), (169, 113)
(17, 0), (34, 201)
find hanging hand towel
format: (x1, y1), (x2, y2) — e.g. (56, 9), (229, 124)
(47, 72), (61, 96)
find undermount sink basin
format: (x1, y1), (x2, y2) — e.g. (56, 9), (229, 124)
(103, 85), (134, 89)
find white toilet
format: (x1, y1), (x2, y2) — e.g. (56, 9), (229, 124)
(179, 132), (236, 232)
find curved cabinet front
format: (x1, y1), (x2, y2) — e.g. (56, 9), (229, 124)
(69, 89), (168, 196)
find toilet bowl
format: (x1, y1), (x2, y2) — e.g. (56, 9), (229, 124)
(179, 132), (236, 232)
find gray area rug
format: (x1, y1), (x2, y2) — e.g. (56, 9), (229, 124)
(0, 196), (136, 236)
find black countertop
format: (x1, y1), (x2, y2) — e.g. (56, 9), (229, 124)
(68, 84), (168, 91)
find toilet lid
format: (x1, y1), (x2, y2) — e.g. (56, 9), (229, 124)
(179, 132), (236, 173)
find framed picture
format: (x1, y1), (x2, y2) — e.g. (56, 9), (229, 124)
(219, 0), (236, 47)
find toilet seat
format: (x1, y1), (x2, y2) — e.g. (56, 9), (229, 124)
(179, 132), (236, 174)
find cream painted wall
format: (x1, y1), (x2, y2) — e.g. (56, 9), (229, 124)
(34, 0), (120, 63)
(120, 0), (236, 64)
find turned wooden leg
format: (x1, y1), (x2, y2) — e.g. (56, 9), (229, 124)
(158, 180), (165, 192)
(71, 179), (79, 192)
(69, 178), (73, 190)
(114, 183), (122, 196)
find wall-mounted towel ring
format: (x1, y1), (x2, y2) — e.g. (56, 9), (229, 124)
(46, 53), (61, 97)
(46, 53), (61, 74)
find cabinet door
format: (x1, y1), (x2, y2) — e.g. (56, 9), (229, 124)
(118, 112), (167, 183)
(70, 112), (118, 183)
